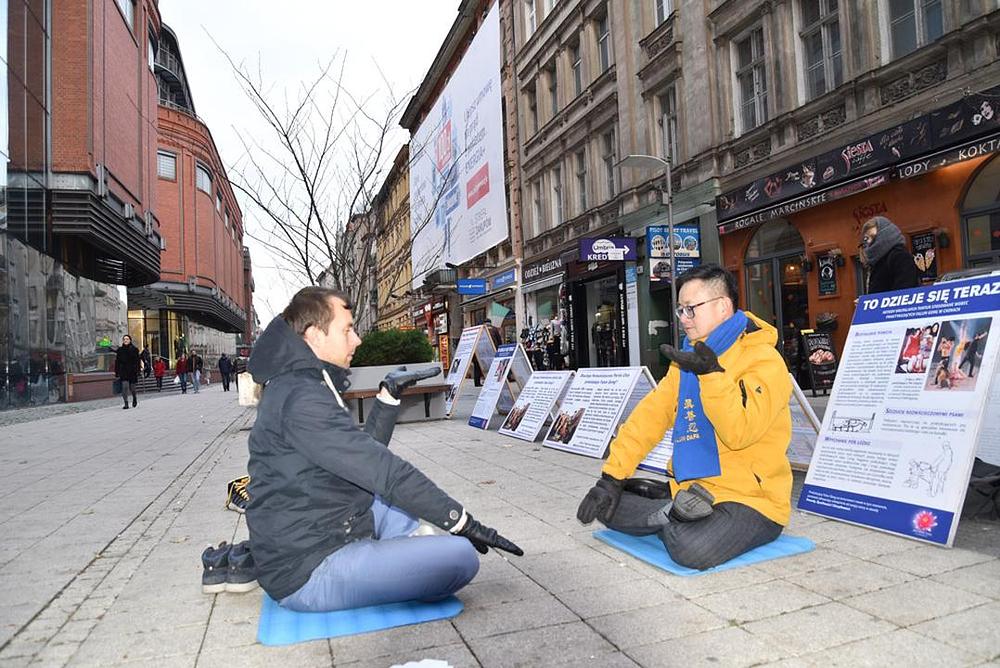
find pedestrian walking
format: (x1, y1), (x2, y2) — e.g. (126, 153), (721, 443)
(218, 353), (233, 392)
(176, 353), (189, 394)
(190, 351), (204, 393)
(153, 356), (167, 391)
(114, 335), (141, 409)
(140, 346), (152, 379)
(860, 216), (920, 294)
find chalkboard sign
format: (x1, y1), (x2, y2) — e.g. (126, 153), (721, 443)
(801, 330), (837, 395)
(817, 255), (837, 296)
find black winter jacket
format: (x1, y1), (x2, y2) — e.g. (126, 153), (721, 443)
(245, 317), (464, 600)
(114, 344), (141, 383)
(867, 243), (920, 294)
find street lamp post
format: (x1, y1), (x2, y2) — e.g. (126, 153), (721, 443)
(616, 153), (679, 348)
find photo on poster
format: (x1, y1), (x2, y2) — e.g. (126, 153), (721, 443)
(449, 356), (462, 377)
(501, 401), (530, 431)
(902, 442), (953, 498)
(493, 359), (510, 383)
(894, 322), (939, 375)
(546, 407), (585, 445)
(924, 317), (992, 392)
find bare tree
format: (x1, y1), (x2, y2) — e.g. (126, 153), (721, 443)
(215, 44), (459, 330)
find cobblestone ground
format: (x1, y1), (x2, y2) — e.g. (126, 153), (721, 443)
(0, 387), (997, 667)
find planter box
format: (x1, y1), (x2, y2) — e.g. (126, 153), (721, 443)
(345, 362), (446, 424)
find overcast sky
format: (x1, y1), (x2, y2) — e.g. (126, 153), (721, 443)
(158, 1), (461, 324)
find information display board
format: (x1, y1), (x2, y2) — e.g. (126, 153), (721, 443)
(499, 370), (574, 442)
(444, 326), (496, 416)
(798, 275), (1000, 546)
(469, 344), (533, 429)
(542, 367), (652, 458)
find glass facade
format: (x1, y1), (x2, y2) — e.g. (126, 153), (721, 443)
(1, 1), (129, 408)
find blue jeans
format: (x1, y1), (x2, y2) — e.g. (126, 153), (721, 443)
(278, 498), (480, 612)
(192, 370), (201, 393)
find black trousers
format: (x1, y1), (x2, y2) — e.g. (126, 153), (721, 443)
(604, 489), (783, 571)
(155, 377), (163, 391)
(222, 373), (231, 391)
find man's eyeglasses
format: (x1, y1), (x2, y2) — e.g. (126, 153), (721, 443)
(675, 296), (725, 320)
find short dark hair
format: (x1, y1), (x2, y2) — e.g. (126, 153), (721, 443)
(676, 264), (739, 309)
(282, 286), (353, 337)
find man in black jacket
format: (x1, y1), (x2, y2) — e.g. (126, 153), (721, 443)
(247, 287), (522, 613)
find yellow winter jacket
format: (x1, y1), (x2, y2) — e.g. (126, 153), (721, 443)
(603, 312), (793, 526)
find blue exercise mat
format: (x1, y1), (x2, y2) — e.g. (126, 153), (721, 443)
(594, 529), (815, 576)
(257, 594), (464, 646)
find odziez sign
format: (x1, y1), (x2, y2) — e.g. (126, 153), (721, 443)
(716, 84), (1000, 225)
(580, 237), (636, 262)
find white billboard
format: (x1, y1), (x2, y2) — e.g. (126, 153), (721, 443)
(409, 2), (508, 288)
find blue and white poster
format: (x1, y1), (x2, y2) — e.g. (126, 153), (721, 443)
(646, 223), (701, 282)
(469, 344), (529, 430)
(797, 275), (1000, 546)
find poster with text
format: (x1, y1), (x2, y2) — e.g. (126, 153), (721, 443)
(647, 223), (701, 282)
(975, 363), (1000, 467)
(445, 326), (484, 416)
(543, 367), (648, 458)
(499, 370), (574, 442)
(797, 275), (1000, 546)
(469, 344), (528, 429)
(408, 3), (508, 288)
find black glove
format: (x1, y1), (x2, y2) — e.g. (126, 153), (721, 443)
(576, 473), (624, 524)
(379, 366), (442, 399)
(659, 341), (725, 375)
(455, 514), (524, 556)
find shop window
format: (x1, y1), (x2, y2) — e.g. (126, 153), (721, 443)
(961, 155), (1000, 267)
(746, 219), (806, 259)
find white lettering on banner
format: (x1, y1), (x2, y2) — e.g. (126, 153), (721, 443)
(897, 161), (930, 179)
(524, 258), (563, 281)
(959, 137), (1000, 161)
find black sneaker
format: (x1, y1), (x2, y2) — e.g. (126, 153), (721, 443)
(225, 475), (250, 513)
(226, 541), (258, 593)
(201, 542), (230, 594)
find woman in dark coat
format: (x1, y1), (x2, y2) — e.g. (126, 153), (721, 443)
(861, 216), (920, 295)
(115, 335), (142, 409)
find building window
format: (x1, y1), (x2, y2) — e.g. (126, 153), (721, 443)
(659, 85), (679, 162)
(116, 0), (134, 29)
(571, 41), (583, 96)
(147, 32), (156, 73)
(597, 11), (611, 72)
(887, 0), (943, 59)
(801, 0), (842, 100)
(547, 62), (558, 118)
(656, 0), (673, 25)
(531, 179), (543, 235)
(602, 130), (616, 199)
(217, 192), (224, 213)
(544, 0), (557, 15)
(196, 165), (212, 194)
(525, 0), (537, 37)
(225, 209), (230, 229)
(526, 83), (539, 135)
(157, 151), (176, 180)
(575, 149), (588, 213)
(735, 26), (768, 134)
(551, 165), (564, 226)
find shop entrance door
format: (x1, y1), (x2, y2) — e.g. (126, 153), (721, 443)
(571, 274), (623, 368)
(744, 220), (810, 379)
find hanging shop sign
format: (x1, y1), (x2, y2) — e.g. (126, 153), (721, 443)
(490, 268), (516, 290)
(457, 278), (488, 295)
(817, 255), (838, 296)
(523, 254), (565, 284)
(647, 223), (701, 282)
(579, 237), (637, 262)
(911, 231), (938, 283)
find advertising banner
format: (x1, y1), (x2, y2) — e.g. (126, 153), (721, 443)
(438, 334), (450, 372)
(499, 370), (574, 442)
(817, 255), (838, 296)
(911, 231), (938, 283)
(542, 367), (651, 458)
(469, 344), (519, 429)
(802, 330), (838, 393)
(457, 278), (488, 295)
(579, 237), (637, 262)
(797, 275), (1000, 545)
(647, 224), (701, 282)
(625, 266), (641, 366)
(409, 3), (508, 287)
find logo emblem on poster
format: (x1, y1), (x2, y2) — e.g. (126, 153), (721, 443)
(912, 510), (938, 536)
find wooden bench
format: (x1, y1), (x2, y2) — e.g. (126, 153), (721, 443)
(342, 383), (451, 423)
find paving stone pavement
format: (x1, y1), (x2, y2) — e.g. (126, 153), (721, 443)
(0, 386), (997, 667)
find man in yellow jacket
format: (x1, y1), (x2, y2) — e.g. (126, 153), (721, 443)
(577, 264), (793, 569)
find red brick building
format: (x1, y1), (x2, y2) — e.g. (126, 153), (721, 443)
(126, 24), (253, 365)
